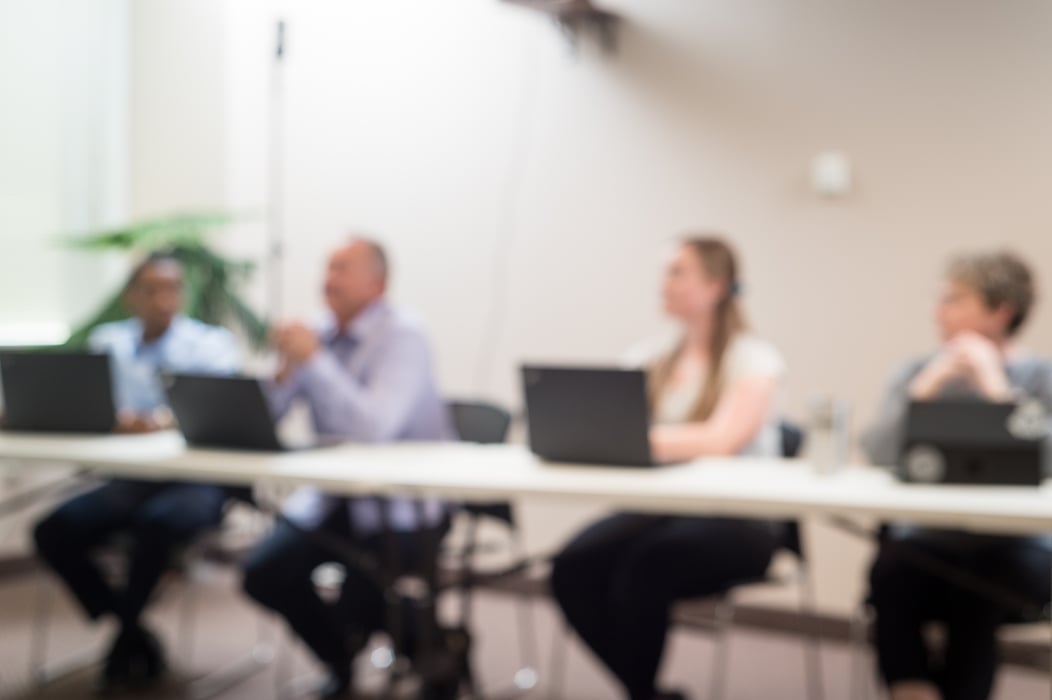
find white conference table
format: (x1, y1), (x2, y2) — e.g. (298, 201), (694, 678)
(1, 431), (1051, 537)
(1, 430), (1051, 697)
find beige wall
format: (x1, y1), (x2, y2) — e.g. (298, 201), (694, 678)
(124, 0), (1052, 612)
(202, 0), (1052, 419)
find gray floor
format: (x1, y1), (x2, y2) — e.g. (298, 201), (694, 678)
(0, 568), (1047, 700)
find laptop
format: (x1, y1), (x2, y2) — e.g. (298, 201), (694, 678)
(0, 351), (116, 433)
(899, 400), (1047, 486)
(165, 373), (306, 451)
(521, 365), (658, 467)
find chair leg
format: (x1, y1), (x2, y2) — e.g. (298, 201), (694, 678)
(797, 572), (825, 700)
(510, 594), (541, 693)
(546, 621), (573, 700)
(27, 575), (55, 685)
(849, 608), (876, 700)
(176, 572), (198, 668)
(708, 597), (736, 700)
(509, 531), (540, 694)
(273, 624), (292, 700)
(453, 520), (541, 699)
(172, 555), (276, 700)
(251, 612), (275, 664)
(27, 575), (102, 686)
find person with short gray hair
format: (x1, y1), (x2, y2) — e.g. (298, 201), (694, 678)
(862, 250), (1052, 700)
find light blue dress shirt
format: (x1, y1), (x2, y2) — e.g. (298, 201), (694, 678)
(88, 316), (241, 413)
(269, 301), (455, 534)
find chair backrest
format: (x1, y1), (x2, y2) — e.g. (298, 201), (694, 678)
(449, 401), (512, 445)
(448, 401), (515, 524)
(779, 420), (807, 557)
(780, 420), (806, 459)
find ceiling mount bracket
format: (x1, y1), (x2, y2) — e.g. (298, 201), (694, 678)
(504, 0), (620, 54)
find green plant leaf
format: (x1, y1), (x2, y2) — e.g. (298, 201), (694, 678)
(60, 212), (238, 252)
(60, 213), (269, 353)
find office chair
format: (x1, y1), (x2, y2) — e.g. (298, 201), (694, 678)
(548, 420), (824, 700)
(442, 400), (542, 697)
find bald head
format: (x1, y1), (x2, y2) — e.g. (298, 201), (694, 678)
(323, 237), (389, 324)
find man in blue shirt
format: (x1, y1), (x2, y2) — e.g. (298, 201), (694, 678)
(242, 238), (454, 699)
(33, 253), (240, 691)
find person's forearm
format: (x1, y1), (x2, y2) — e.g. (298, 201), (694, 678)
(908, 363), (951, 400)
(298, 353), (371, 436)
(298, 350), (422, 442)
(971, 366), (1014, 402)
(650, 424), (743, 463)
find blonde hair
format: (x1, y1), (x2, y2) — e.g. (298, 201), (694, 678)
(948, 250), (1035, 336)
(648, 236), (748, 422)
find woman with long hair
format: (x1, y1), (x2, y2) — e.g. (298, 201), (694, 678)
(550, 236), (787, 700)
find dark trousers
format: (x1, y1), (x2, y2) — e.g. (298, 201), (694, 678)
(550, 514), (781, 700)
(869, 529), (1052, 700)
(33, 479), (229, 628)
(241, 507), (445, 673)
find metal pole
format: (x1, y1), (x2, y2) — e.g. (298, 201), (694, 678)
(266, 18), (286, 322)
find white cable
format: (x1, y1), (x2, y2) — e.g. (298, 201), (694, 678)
(472, 31), (544, 396)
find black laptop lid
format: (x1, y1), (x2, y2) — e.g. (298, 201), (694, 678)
(0, 351), (116, 433)
(900, 400), (1046, 486)
(522, 366), (653, 467)
(165, 374), (284, 451)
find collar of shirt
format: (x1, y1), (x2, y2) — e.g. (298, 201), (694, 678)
(319, 300), (389, 346)
(128, 315), (191, 358)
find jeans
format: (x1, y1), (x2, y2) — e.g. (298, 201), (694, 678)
(34, 479), (229, 628)
(870, 528), (1052, 700)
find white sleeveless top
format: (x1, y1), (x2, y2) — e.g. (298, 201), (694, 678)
(623, 333), (787, 458)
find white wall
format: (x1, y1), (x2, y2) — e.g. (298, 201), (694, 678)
(0, 0), (129, 344)
(128, 0), (226, 217)
(125, 0), (1052, 612)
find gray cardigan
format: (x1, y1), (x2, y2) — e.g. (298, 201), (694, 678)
(860, 354), (1052, 475)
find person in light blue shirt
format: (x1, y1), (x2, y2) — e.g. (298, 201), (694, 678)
(242, 237), (454, 700)
(33, 253), (241, 692)
(91, 314), (239, 420)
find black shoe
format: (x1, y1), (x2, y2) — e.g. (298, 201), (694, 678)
(123, 625), (166, 686)
(96, 644), (132, 696)
(97, 624), (165, 693)
(96, 628), (141, 694)
(421, 678), (460, 700)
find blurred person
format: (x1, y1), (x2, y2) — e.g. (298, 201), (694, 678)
(862, 250), (1052, 700)
(241, 237), (454, 699)
(550, 236), (787, 700)
(33, 252), (240, 691)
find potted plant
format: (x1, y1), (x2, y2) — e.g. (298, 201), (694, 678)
(61, 213), (269, 350)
